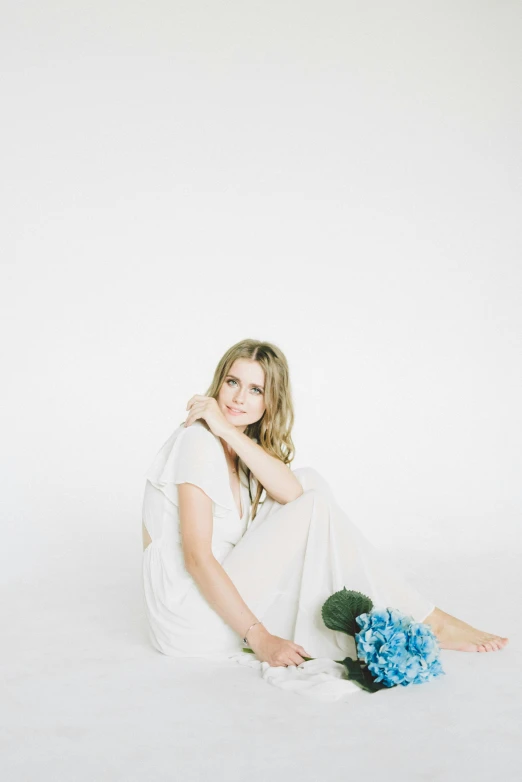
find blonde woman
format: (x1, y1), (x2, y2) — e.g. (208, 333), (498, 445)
(142, 339), (508, 679)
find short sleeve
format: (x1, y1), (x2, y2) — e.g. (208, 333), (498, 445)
(144, 421), (234, 516)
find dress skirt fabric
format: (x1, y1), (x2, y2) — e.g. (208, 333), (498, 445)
(143, 458), (436, 702)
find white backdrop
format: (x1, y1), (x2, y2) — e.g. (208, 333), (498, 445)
(2, 0), (521, 591)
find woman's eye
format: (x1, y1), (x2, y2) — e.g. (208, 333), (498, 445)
(227, 379), (262, 394)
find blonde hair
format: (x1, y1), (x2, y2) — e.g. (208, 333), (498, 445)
(204, 338), (297, 522)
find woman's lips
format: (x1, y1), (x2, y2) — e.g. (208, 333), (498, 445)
(227, 405), (245, 416)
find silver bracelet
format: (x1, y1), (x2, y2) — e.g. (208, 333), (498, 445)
(243, 621), (263, 645)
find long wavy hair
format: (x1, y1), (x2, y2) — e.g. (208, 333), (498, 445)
(199, 339), (297, 522)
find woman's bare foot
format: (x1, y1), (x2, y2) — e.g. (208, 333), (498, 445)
(422, 607), (509, 652)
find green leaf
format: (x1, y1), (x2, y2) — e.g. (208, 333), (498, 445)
(321, 587), (374, 637)
(341, 657), (390, 693)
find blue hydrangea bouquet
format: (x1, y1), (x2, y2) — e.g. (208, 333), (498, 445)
(243, 587), (445, 693)
(318, 587), (445, 692)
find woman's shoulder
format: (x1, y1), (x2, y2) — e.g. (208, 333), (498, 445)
(168, 418), (221, 448)
(187, 419), (217, 437)
(180, 419), (223, 449)
(145, 419), (233, 513)
(146, 419), (221, 473)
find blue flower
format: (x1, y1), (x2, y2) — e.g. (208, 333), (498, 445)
(354, 607), (445, 687)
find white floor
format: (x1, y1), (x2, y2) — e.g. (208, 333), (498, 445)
(2, 547), (520, 782)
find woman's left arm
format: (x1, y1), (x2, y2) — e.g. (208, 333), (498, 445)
(224, 427), (303, 505)
(184, 394), (304, 505)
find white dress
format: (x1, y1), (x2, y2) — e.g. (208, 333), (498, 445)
(142, 420), (436, 702)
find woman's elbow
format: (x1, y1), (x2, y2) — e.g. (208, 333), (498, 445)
(184, 549), (215, 574)
(285, 485), (304, 503)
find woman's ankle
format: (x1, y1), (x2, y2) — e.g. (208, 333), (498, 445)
(422, 607), (444, 634)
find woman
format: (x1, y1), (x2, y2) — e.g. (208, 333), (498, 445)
(142, 339), (508, 678)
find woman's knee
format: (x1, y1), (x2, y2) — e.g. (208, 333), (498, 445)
(290, 486), (332, 523)
(292, 466), (331, 494)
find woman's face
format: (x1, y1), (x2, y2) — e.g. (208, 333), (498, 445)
(217, 358), (266, 433)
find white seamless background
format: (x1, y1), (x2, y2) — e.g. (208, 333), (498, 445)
(2, 2), (520, 597)
(2, 3), (522, 779)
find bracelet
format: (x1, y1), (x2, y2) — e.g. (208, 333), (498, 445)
(243, 621), (263, 645)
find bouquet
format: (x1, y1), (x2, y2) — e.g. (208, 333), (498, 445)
(243, 588), (445, 693)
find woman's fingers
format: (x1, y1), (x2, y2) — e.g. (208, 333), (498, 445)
(184, 401), (205, 426)
(287, 648), (308, 666)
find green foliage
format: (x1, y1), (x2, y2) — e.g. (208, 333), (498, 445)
(340, 657), (388, 693)
(321, 587), (373, 637)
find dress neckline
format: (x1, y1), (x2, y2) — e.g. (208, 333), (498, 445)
(218, 438), (246, 519)
(194, 422), (248, 521)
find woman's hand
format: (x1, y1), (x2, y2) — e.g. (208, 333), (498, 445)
(247, 626), (311, 667)
(184, 395), (233, 439)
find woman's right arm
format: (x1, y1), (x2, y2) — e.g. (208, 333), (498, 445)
(178, 482), (310, 666)
(187, 555), (267, 645)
